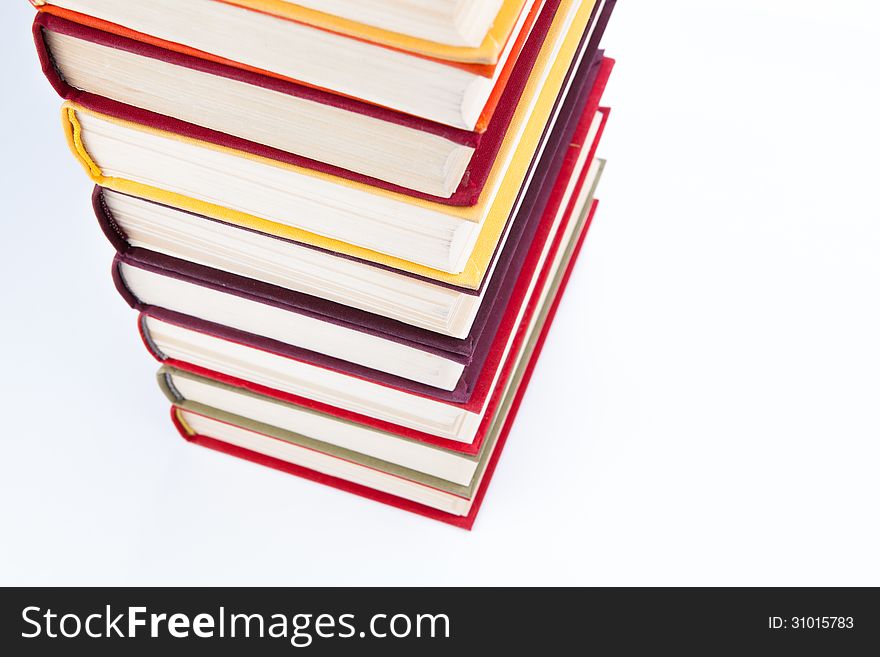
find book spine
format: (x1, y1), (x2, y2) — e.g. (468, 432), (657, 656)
(110, 254), (144, 312)
(169, 406), (197, 441)
(32, 17), (70, 100)
(61, 104), (106, 183)
(92, 187), (130, 254)
(138, 313), (169, 364)
(156, 367), (184, 404)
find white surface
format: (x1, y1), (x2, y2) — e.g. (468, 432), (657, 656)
(2, 0), (879, 586)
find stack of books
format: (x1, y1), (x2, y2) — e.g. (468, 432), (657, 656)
(31, 0), (616, 528)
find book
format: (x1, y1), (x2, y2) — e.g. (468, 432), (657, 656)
(133, 154), (603, 447)
(61, 1), (611, 278)
(92, 99), (607, 337)
(160, 365), (484, 487)
(223, 1), (520, 49)
(33, 0), (553, 130)
(34, 1), (557, 199)
(168, 193), (599, 528)
(32, 0), (532, 64)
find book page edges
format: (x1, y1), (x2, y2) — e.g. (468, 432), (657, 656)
(216, 0), (528, 65)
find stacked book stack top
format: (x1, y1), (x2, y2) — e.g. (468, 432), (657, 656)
(31, 0), (617, 528)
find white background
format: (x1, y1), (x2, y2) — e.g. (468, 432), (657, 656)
(2, 0), (879, 586)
